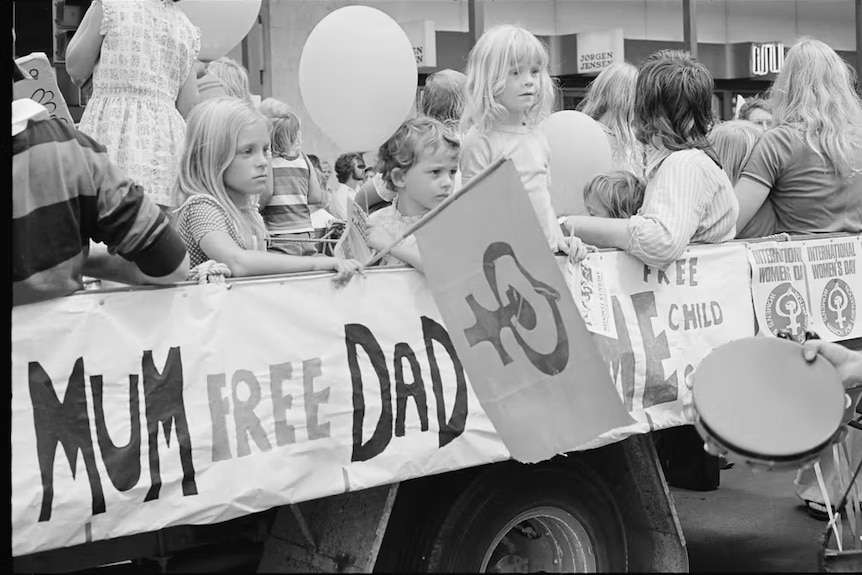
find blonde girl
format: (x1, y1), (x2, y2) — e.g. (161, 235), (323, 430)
(735, 37), (862, 235)
(579, 62), (645, 176)
(460, 25), (582, 257)
(172, 97), (359, 280)
(205, 57), (253, 103)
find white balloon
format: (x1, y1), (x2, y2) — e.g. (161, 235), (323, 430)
(541, 110), (614, 217)
(299, 6), (418, 153)
(179, 0), (262, 62)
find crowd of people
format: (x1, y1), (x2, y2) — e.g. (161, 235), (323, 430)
(12, 0), (862, 523)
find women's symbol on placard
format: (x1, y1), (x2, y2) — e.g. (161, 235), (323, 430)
(821, 278), (856, 337)
(765, 282), (809, 341)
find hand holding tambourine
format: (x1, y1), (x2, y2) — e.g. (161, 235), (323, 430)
(692, 333), (848, 471)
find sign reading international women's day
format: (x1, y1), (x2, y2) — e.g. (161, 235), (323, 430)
(748, 236), (862, 342)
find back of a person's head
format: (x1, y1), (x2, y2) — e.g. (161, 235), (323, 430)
(580, 62), (637, 123)
(421, 69), (466, 127)
(579, 62), (641, 170)
(634, 50), (714, 151)
(271, 112), (302, 158)
(768, 36), (862, 177)
(583, 170), (646, 219)
(206, 57), (252, 102)
(259, 97), (292, 120)
(334, 152), (363, 184)
(306, 154), (323, 173)
(377, 117), (461, 189)
(461, 25), (556, 132)
(708, 120), (765, 186)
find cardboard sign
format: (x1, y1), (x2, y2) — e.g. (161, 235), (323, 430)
(334, 199), (373, 262)
(13, 53), (74, 125)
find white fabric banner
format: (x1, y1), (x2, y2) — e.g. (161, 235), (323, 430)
(568, 243), (755, 448)
(748, 236), (862, 342)
(8, 241), (768, 556)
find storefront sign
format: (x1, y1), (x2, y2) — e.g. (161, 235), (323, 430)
(750, 42), (784, 77)
(401, 20), (437, 68)
(576, 29), (624, 75)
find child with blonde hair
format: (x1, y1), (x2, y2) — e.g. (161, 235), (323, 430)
(259, 97), (293, 120)
(460, 25), (582, 257)
(583, 171), (645, 219)
(172, 98), (359, 281)
(259, 111), (324, 256)
(365, 117), (460, 271)
(206, 57), (252, 102)
(579, 62), (645, 176)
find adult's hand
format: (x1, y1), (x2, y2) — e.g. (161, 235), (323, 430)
(802, 339), (862, 390)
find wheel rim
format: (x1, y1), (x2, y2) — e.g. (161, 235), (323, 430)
(479, 506), (597, 573)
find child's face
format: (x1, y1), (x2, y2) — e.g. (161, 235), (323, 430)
(585, 193), (611, 218)
(224, 119), (271, 199)
(393, 146), (459, 215)
(501, 58), (541, 118)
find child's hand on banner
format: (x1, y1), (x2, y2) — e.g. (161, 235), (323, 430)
(331, 258), (362, 287)
(560, 235), (590, 264)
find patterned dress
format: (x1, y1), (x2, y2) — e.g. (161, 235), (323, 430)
(174, 195), (253, 268)
(78, 0), (200, 208)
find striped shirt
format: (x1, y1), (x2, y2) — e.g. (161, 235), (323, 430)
(262, 155), (314, 234)
(627, 148), (739, 269)
(12, 99), (186, 306)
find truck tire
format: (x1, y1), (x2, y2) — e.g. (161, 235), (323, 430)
(425, 461), (627, 573)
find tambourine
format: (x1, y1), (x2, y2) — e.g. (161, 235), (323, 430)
(692, 334), (846, 471)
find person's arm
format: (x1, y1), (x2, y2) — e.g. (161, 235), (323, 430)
(84, 242), (190, 285)
(734, 176), (772, 232)
(176, 68), (200, 119)
(199, 229), (357, 281)
(304, 153), (324, 206)
(564, 216), (631, 250)
(65, 0), (105, 86)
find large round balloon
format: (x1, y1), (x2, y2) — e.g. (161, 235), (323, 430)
(299, 6), (417, 152)
(180, 0), (262, 62)
(541, 110), (613, 217)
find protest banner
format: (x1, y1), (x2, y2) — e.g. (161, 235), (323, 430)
(13, 53), (74, 125)
(413, 159), (633, 463)
(748, 236), (862, 342)
(12, 271), (510, 556)
(569, 243), (755, 446)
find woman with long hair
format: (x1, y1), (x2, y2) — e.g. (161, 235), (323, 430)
(579, 62), (644, 176)
(735, 37), (862, 234)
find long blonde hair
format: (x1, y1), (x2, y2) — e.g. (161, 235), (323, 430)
(708, 120), (765, 186)
(768, 37), (862, 179)
(174, 97), (268, 250)
(579, 62), (642, 174)
(461, 25), (557, 132)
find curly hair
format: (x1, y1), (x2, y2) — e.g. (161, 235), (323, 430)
(334, 152), (364, 184)
(738, 96), (771, 123)
(583, 170), (646, 219)
(461, 25), (557, 132)
(767, 37), (862, 179)
(377, 117), (460, 189)
(634, 50), (715, 152)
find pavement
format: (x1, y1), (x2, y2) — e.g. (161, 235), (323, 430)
(671, 464), (829, 572)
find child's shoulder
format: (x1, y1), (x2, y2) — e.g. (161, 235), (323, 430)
(367, 204), (399, 226)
